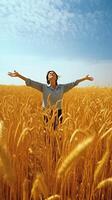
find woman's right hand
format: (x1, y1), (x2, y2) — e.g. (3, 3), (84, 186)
(8, 70), (20, 77)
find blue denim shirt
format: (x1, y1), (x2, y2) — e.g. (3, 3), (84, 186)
(25, 79), (78, 109)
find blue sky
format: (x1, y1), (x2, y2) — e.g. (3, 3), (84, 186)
(0, 0), (112, 86)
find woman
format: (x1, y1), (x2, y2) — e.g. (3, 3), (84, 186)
(8, 70), (94, 128)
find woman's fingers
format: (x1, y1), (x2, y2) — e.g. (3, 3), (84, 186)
(85, 75), (94, 81)
(8, 72), (13, 76)
(89, 76), (94, 81)
(85, 74), (89, 79)
(8, 71), (17, 77)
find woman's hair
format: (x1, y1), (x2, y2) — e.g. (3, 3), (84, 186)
(46, 70), (58, 85)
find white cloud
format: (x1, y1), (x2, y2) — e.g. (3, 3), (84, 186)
(0, 0), (111, 47)
(0, 0), (74, 40)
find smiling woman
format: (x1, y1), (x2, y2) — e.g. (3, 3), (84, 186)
(8, 70), (94, 129)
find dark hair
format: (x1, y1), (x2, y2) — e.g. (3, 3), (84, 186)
(46, 70), (58, 85)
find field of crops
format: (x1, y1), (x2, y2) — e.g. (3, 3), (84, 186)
(0, 85), (112, 200)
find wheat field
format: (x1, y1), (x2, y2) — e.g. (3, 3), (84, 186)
(0, 85), (112, 200)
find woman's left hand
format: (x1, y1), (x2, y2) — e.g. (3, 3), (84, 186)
(85, 75), (94, 81)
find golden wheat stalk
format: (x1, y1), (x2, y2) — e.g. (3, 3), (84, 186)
(98, 123), (106, 135)
(57, 136), (94, 178)
(94, 150), (109, 182)
(31, 173), (48, 200)
(96, 178), (112, 190)
(0, 159), (4, 177)
(94, 134), (111, 182)
(0, 144), (15, 183)
(100, 127), (112, 140)
(70, 129), (86, 143)
(23, 178), (29, 200)
(45, 194), (60, 200)
(16, 127), (32, 148)
(0, 120), (6, 146)
(0, 120), (4, 135)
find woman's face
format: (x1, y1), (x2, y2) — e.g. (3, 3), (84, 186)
(48, 71), (57, 82)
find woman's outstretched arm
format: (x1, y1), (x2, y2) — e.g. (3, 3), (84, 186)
(63, 74), (94, 93)
(8, 70), (44, 92)
(8, 70), (27, 81)
(74, 74), (94, 85)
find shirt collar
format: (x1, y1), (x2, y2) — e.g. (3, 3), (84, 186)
(48, 84), (59, 90)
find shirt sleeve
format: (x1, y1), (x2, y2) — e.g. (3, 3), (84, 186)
(25, 79), (44, 92)
(63, 81), (78, 93)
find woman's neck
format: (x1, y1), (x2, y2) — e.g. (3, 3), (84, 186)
(50, 81), (57, 89)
